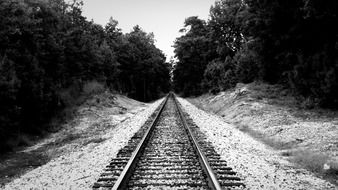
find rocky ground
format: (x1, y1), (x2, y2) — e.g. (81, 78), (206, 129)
(187, 82), (338, 187)
(1, 92), (163, 189)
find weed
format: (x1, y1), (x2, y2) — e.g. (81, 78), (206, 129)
(83, 137), (106, 146)
(280, 151), (292, 157)
(299, 97), (318, 109)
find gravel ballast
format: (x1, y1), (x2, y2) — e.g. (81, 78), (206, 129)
(177, 97), (337, 190)
(4, 98), (164, 190)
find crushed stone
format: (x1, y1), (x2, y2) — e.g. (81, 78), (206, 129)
(178, 97), (337, 190)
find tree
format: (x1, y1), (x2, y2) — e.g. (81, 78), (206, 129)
(173, 0), (338, 108)
(245, 0), (338, 106)
(209, 0), (246, 57)
(0, 0), (170, 151)
(173, 16), (216, 96)
(118, 26), (170, 101)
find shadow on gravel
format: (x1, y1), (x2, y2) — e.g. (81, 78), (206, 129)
(0, 133), (109, 188)
(0, 150), (49, 187)
(0, 93), (145, 188)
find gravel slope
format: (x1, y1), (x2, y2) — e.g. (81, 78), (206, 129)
(3, 98), (164, 190)
(188, 83), (338, 185)
(178, 97), (337, 190)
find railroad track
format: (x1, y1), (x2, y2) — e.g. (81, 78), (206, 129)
(93, 93), (244, 190)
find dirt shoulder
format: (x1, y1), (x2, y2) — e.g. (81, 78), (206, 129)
(187, 82), (338, 186)
(0, 92), (147, 188)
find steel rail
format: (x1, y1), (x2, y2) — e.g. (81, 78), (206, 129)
(111, 94), (169, 190)
(111, 92), (223, 190)
(172, 93), (223, 190)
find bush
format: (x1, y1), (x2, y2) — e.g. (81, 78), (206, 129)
(59, 81), (82, 107)
(83, 81), (105, 95)
(203, 56), (237, 93)
(203, 60), (225, 92)
(234, 46), (259, 83)
(287, 52), (338, 108)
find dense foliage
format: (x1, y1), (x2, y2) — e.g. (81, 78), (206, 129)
(173, 17), (217, 96)
(173, 0), (338, 107)
(0, 0), (170, 151)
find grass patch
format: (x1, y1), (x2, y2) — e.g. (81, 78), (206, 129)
(83, 137), (106, 146)
(291, 150), (329, 173)
(237, 124), (294, 150)
(44, 133), (81, 148)
(239, 125), (338, 185)
(288, 149), (338, 185)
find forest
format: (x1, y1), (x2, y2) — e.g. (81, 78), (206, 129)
(1, 0), (338, 152)
(0, 0), (170, 151)
(173, 0), (338, 108)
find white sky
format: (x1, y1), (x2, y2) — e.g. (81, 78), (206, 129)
(81, 0), (216, 61)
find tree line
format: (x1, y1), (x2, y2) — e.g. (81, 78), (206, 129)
(173, 0), (338, 108)
(0, 0), (170, 151)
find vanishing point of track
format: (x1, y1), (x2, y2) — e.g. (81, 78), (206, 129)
(93, 93), (245, 190)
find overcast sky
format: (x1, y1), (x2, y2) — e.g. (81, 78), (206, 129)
(81, 0), (216, 61)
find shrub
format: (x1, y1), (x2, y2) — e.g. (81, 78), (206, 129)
(234, 46), (259, 83)
(203, 60), (225, 92)
(58, 81), (82, 107)
(83, 81), (105, 95)
(203, 56), (237, 93)
(287, 52), (338, 108)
